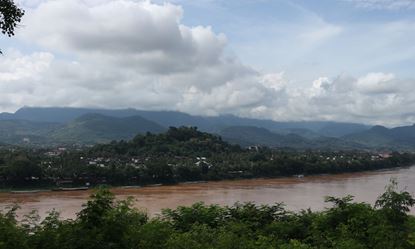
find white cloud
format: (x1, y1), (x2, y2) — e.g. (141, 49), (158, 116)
(292, 73), (415, 126)
(356, 72), (396, 94)
(21, 0), (229, 75)
(2, 0), (267, 114)
(0, 50), (53, 82)
(260, 73), (286, 92)
(2, 0), (415, 127)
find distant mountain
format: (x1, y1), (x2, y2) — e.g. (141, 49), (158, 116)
(390, 125), (415, 145)
(220, 126), (311, 148)
(0, 112), (14, 120)
(211, 116), (367, 135)
(317, 123), (369, 138)
(1, 107), (371, 137)
(0, 120), (61, 145)
(344, 124), (415, 149)
(0, 107), (141, 123)
(219, 126), (364, 150)
(1, 106), (414, 150)
(276, 128), (322, 140)
(0, 106), (383, 149)
(50, 113), (166, 144)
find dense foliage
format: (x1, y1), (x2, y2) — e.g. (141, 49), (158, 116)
(1, 127), (415, 188)
(0, 0), (24, 54)
(1, 181), (415, 249)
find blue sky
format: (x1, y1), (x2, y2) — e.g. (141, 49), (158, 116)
(167, 0), (415, 83)
(1, 0), (415, 125)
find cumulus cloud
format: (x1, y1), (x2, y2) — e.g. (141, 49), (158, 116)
(22, 0), (229, 75)
(355, 72), (397, 94)
(294, 74), (415, 126)
(3, 0), (268, 114)
(1, 0), (415, 126)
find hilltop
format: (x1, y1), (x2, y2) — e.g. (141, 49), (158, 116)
(1, 106), (415, 150)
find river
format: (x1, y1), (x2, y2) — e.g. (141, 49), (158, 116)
(1, 166), (415, 220)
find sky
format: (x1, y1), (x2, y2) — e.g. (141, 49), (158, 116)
(1, 0), (415, 126)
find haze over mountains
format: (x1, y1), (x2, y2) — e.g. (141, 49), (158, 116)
(0, 107), (414, 150)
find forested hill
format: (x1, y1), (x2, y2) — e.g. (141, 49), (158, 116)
(0, 107), (370, 148)
(90, 126), (242, 157)
(0, 107), (370, 137)
(50, 113), (166, 144)
(2, 107), (415, 150)
(1, 126), (415, 188)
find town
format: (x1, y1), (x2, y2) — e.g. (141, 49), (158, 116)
(1, 127), (413, 190)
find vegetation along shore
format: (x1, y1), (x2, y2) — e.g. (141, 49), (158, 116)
(1, 127), (415, 190)
(1, 180), (414, 249)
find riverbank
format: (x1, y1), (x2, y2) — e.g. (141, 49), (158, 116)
(0, 164), (410, 193)
(1, 174), (414, 249)
(1, 165), (414, 220)
(3, 131), (415, 191)
(1, 163), (412, 194)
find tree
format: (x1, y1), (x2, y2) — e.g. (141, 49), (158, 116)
(0, 0), (24, 54)
(375, 178), (415, 216)
(5, 158), (42, 184)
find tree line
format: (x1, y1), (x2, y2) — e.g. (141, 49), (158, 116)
(1, 127), (415, 188)
(1, 180), (414, 249)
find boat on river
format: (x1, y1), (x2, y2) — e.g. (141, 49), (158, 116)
(10, 190), (48, 194)
(51, 187), (89, 192)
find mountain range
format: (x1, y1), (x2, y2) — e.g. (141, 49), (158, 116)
(0, 106), (414, 150)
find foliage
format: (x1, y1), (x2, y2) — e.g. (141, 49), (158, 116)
(0, 184), (415, 248)
(1, 127), (415, 188)
(0, 0), (24, 54)
(375, 178), (415, 215)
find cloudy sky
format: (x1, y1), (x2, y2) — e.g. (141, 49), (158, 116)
(1, 0), (415, 126)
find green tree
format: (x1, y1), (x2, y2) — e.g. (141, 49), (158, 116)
(0, 0), (24, 54)
(374, 179), (415, 249)
(69, 188), (148, 249)
(0, 205), (28, 249)
(375, 179), (415, 216)
(5, 158), (42, 184)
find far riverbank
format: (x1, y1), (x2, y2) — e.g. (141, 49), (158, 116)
(1, 165), (414, 220)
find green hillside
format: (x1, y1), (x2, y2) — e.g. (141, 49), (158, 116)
(344, 125), (415, 150)
(1, 107), (415, 150)
(91, 126), (242, 157)
(220, 126), (364, 150)
(50, 113), (166, 144)
(0, 120), (61, 145)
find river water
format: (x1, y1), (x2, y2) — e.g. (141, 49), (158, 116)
(1, 166), (415, 220)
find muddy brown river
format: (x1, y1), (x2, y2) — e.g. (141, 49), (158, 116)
(1, 166), (415, 220)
